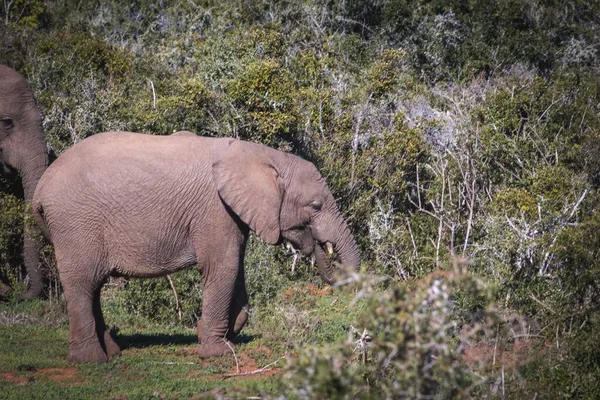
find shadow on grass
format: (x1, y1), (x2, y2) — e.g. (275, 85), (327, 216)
(232, 333), (255, 345)
(115, 332), (257, 350)
(116, 333), (198, 350)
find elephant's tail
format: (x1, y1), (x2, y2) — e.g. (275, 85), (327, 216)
(31, 200), (50, 240)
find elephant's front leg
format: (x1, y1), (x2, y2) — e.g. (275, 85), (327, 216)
(230, 271), (250, 337)
(198, 264), (239, 358)
(197, 268), (249, 344)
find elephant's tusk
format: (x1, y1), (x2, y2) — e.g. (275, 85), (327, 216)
(285, 241), (299, 254)
(325, 242), (334, 255)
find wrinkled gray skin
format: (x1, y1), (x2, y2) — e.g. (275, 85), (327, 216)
(170, 130), (196, 137)
(0, 65), (48, 300)
(33, 132), (359, 363)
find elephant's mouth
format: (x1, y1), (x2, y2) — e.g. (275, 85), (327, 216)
(313, 240), (340, 284)
(316, 241), (335, 257)
(286, 239), (335, 257)
(284, 233), (315, 256)
(1, 158), (15, 175)
(285, 239), (340, 284)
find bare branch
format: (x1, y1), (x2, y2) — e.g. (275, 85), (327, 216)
(405, 217), (418, 256)
(223, 357), (285, 379)
(529, 294), (556, 315)
(166, 275), (182, 322)
(566, 188), (588, 222)
(146, 79), (156, 109)
(223, 337), (239, 375)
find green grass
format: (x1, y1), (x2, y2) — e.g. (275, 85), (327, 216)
(0, 283), (365, 399)
(0, 322), (264, 399)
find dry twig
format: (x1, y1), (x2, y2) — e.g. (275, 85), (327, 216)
(223, 337), (240, 375)
(166, 275), (182, 322)
(223, 357), (285, 379)
(350, 326), (371, 365)
(146, 79), (156, 109)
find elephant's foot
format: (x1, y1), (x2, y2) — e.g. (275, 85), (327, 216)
(198, 338), (236, 358)
(197, 308), (249, 344)
(197, 319), (231, 344)
(67, 343), (109, 363)
(102, 332), (121, 358)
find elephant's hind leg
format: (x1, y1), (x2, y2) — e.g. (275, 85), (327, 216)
(63, 285), (108, 362)
(93, 286), (120, 358)
(58, 252), (110, 363)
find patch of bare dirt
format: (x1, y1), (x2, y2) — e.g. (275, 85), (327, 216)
(38, 367), (79, 383)
(251, 345), (272, 358)
(0, 366), (79, 386)
(284, 283), (332, 299)
(191, 345), (282, 381)
(224, 352), (282, 380)
(0, 372), (29, 385)
(305, 283), (332, 297)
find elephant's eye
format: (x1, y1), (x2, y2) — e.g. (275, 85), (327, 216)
(0, 118), (13, 130)
(310, 201), (322, 212)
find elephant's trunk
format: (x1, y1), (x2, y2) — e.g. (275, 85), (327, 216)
(313, 213), (360, 285)
(16, 116), (48, 299)
(21, 157), (47, 203)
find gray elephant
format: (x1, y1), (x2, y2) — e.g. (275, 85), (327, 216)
(33, 131), (359, 363)
(0, 64), (49, 299)
(170, 130), (197, 137)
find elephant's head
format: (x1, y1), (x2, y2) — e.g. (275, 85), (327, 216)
(0, 65), (48, 203)
(213, 139), (360, 284)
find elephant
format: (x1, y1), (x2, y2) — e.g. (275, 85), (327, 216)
(32, 131), (359, 363)
(0, 64), (49, 300)
(170, 130), (197, 137)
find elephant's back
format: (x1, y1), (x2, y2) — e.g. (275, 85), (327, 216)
(34, 131), (216, 214)
(43, 131), (211, 177)
(57, 131), (206, 160)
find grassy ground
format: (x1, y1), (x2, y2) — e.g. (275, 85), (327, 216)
(0, 283), (363, 399)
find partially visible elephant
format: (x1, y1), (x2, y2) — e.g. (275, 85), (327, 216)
(0, 64), (49, 299)
(33, 132), (359, 363)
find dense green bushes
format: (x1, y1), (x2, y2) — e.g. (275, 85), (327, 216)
(0, 193), (26, 294)
(1, 0), (600, 396)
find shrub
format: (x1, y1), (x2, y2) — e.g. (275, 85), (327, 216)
(281, 265), (515, 399)
(112, 269), (203, 327)
(0, 193), (25, 292)
(124, 76), (216, 136)
(227, 59), (299, 146)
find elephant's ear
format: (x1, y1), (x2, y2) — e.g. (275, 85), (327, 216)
(212, 140), (282, 245)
